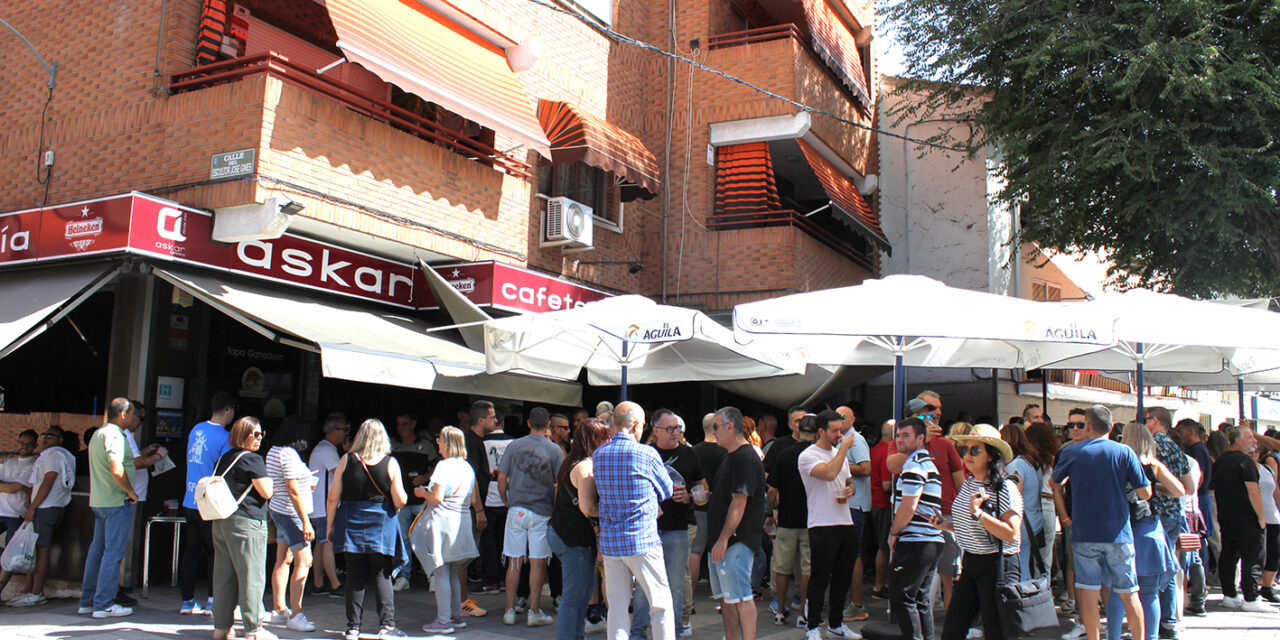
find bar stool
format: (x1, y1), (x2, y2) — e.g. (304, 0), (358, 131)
(142, 515), (186, 597)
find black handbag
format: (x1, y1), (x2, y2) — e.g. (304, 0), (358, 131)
(992, 478), (1060, 638)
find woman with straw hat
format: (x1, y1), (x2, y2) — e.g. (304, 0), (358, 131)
(933, 424), (1024, 640)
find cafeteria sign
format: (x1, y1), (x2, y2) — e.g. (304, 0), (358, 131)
(210, 149), (256, 179)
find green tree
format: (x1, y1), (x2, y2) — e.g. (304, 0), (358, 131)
(885, 0), (1280, 297)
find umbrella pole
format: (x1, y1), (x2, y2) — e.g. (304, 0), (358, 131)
(620, 341), (629, 402)
(1135, 342), (1145, 420)
(1239, 377), (1246, 424)
(1041, 371), (1048, 414)
(893, 351), (904, 422)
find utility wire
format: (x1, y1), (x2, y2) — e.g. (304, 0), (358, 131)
(523, 0), (967, 152)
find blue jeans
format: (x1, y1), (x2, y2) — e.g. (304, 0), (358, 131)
(1157, 514), (1185, 628)
(549, 528), (595, 640)
(632, 528), (690, 639)
(1107, 571), (1173, 640)
(80, 504), (134, 611)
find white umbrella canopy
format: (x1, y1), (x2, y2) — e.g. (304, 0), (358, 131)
(732, 275), (1117, 419)
(732, 275), (1115, 369)
(483, 295), (805, 397)
(1044, 290), (1280, 373)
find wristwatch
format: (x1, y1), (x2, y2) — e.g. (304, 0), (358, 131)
(971, 509), (983, 522)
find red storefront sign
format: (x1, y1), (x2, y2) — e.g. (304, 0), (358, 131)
(425, 261), (611, 314)
(0, 193), (608, 312)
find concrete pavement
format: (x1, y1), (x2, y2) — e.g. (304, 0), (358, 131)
(1, 580), (1277, 639)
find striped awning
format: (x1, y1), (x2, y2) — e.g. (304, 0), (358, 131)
(797, 140), (888, 249)
(802, 0), (871, 108)
(324, 0), (551, 159)
(537, 100), (661, 200)
(714, 142), (781, 215)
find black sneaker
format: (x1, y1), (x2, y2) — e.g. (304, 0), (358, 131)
(1157, 625), (1179, 640)
(114, 592), (138, 607)
(1184, 605), (1206, 617)
(871, 588), (889, 600)
(1260, 587), (1280, 603)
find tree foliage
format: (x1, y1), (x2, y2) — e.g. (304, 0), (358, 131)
(884, 0), (1280, 297)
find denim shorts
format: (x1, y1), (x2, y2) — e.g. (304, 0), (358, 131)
(271, 510), (309, 551)
(309, 516), (328, 544)
(1073, 541), (1138, 593)
(709, 541), (755, 604)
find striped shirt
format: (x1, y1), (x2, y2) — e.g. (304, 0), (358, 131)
(893, 449), (944, 543)
(267, 445), (314, 517)
(952, 476), (1022, 555)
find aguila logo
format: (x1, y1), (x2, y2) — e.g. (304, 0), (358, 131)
(1026, 321), (1097, 341)
(627, 322), (683, 341)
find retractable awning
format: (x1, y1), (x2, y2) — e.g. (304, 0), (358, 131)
(324, 0), (551, 159)
(797, 140), (888, 249)
(801, 0), (871, 107)
(537, 100), (661, 200)
(713, 142), (782, 215)
(0, 263), (121, 360)
(152, 267), (580, 405)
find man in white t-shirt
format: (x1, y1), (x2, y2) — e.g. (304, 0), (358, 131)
(308, 415), (346, 595)
(12, 426), (75, 606)
(0, 429), (39, 597)
(796, 410), (861, 640)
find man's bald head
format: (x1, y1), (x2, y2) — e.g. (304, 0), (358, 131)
(836, 405), (856, 429)
(614, 401), (645, 438)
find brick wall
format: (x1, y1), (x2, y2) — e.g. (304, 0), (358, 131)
(0, 0), (879, 311)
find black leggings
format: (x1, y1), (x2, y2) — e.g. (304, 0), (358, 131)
(806, 525), (858, 630)
(1264, 523), (1280, 573)
(940, 552), (1021, 640)
(179, 507), (216, 601)
(345, 552), (396, 631)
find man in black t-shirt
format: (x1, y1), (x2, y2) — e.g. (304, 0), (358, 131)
(631, 410), (707, 639)
(689, 414), (727, 604)
(765, 416), (816, 626)
(1213, 426), (1268, 611)
(707, 407), (765, 640)
(763, 407), (806, 477)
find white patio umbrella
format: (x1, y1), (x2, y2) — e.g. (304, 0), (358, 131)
(1043, 290), (1280, 416)
(483, 295), (805, 401)
(732, 275), (1117, 420)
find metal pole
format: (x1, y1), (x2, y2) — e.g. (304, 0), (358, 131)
(893, 351), (905, 422)
(0, 17), (58, 88)
(1239, 377), (1246, 424)
(619, 341), (629, 402)
(1135, 342), (1145, 419)
(1041, 371), (1049, 415)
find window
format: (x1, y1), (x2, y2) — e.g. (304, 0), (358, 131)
(539, 161), (621, 229)
(1031, 281), (1062, 301)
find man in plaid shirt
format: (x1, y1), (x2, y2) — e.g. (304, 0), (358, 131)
(591, 401), (674, 640)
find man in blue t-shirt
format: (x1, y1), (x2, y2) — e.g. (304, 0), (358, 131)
(178, 391), (235, 614)
(1052, 404), (1152, 640)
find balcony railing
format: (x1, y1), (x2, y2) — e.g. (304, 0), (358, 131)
(707, 208), (875, 271)
(170, 53), (533, 179)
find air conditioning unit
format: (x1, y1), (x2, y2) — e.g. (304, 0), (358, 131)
(542, 196), (594, 248)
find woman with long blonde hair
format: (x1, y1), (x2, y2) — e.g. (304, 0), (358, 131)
(327, 419), (410, 640)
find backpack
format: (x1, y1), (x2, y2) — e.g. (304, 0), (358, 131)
(194, 451), (252, 521)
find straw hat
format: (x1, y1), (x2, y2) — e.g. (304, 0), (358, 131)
(949, 423), (1014, 464)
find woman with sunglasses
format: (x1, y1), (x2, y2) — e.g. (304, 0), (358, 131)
(210, 417), (275, 640)
(932, 424), (1023, 640)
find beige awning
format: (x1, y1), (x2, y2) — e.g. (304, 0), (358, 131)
(0, 263), (121, 360)
(153, 267), (580, 405)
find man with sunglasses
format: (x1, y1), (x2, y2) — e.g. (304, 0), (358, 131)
(1051, 408), (1089, 621)
(632, 409), (707, 639)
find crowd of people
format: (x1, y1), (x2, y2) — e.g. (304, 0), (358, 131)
(0, 390), (1279, 640)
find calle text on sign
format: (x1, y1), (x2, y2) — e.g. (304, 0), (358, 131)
(210, 148), (257, 180)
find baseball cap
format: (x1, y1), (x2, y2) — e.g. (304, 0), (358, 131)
(797, 413), (820, 433)
(906, 398), (933, 415)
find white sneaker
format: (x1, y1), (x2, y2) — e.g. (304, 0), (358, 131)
(1061, 623), (1086, 640)
(6, 593), (41, 607)
(1241, 599), (1273, 613)
(825, 624), (861, 639)
(288, 611), (317, 632)
(503, 607), (518, 625)
(805, 627), (823, 640)
(393, 575), (410, 592)
(269, 609), (291, 625)
(93, 603), (134, 618)
(681, 622), (692, 637)
(584, 618), (607, 633)
(1222, 596), (1245, 609)
(967, 628), (985, 639)
(515, 597), (529, 613)
(527, 609), (554, 627)
(78, 606), (94, 614)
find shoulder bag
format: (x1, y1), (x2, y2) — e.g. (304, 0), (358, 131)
(994, 476), (1059, 638)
